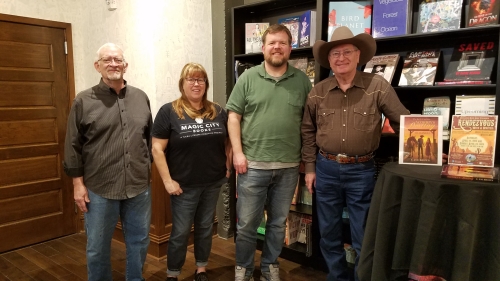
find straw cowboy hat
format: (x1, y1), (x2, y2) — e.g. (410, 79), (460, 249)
(313, 26), (377, 69)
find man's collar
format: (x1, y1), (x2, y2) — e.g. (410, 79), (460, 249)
(257, 61), (295, 80)
(98, 78), (127, 94)
(328, 71), (365, 91)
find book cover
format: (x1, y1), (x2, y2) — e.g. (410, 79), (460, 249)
(306, 58), (315, 87)
(398, 50), (441, 86)
(467, 0), (500, 27)
(399, 115), (443, 165)
(443, 41), (497, 81)
(245, 23), (269, 54)
(372, 0), (411, 38)
(289, 57), (308, 74)
(299, 10), (317, 47)
(416, 0), (463, 33)
(448, 115), (498, 167)
(285, 212), (301, 245)
(422, 96), (451, 139)
(297, 214), (312, 244)
(435, 80), (492, 85)
(455, 95), (496, 115)
(441, 164), (499, 182)
(381, 114), (396, 133)
(363, 54), (400, 83)
(328, 1), (373, 39)
(278, 16), (300, 49)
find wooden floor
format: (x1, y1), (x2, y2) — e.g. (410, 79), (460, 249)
(0, 233), (327, 281)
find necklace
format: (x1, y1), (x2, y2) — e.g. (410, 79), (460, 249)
(195, 117), (203, 124)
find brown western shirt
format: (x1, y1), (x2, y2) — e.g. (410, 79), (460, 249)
(301, 71), (409, 173)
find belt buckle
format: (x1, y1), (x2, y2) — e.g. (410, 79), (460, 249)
(336, 153), (349, 163)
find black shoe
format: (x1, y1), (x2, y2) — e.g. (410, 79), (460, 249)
(166, 277), (178, 281)
(194, 270), (209, 281)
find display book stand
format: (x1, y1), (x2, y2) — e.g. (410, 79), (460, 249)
(231, 0), (500, 271)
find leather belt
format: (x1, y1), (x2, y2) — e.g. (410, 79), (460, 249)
(319, 150), (374, 164)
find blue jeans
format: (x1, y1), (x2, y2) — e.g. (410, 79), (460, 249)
(85, 186), (151, 281)
(167, 177), (225, 276)
(235, 167), (299, 275)
(315, 154), (375, 281)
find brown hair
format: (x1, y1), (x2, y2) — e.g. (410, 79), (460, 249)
(261, 24), (292, 46)
(173, 63), (217, 120)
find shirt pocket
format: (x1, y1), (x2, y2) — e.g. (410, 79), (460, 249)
(353, 107), (376, 132)
(287, 90), (305, 107)
(317, 109), (335, 131)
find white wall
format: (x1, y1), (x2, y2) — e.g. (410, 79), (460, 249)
(0, 0), (213, 117)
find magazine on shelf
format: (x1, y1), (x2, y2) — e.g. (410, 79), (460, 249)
(278, 16), (300, 49)
(416, 0), (463, 33)
(448, 115), (498, 167)
(245, 23), (269, 54)
(363, 54), (400, 83)
(443, 41), (497, 82)
(422, 96), (451, 140)
(467, 0), (500, 27)
(328, 1), (373, 38)
(455, 95), (496, 115)
(372, 0), (411, 38)
(285, 212), (301, 245)
(398, 50), (440, 86)
(441, 164), (499, 182)
(399, 115), (443, 166)
(297, 214), (312, 244)
(299, 10), (317, 47)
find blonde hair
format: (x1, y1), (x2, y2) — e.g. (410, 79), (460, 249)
(173, 63), (217, 120)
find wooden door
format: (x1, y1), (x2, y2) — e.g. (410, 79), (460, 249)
(0, 14), (76, 252)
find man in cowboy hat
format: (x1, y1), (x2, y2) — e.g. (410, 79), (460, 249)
(301, 27), (409, 281)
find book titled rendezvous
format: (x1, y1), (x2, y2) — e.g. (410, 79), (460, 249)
(278, 16), (300, 49)
(398, 49), (440, 86)
(328, 1), (373, 38)
(372, 0), (411, 38)
(443, 41), (497, 82)
(467, 0), (500, 27)
(441, 164), (499, 182)
(299, 10), (317, 47)
(399, 115), (443, 166)
(363, 54), (400, 83)
(416, 0), (463, 33)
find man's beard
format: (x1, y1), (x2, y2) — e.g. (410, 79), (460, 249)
(107, 72), (122, 80)
(265, 55), (287, 67)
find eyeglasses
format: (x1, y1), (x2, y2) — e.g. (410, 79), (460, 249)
(329, 49), (358, 59)
(186, 78), (206, 85)
(98, 57), (125, 64)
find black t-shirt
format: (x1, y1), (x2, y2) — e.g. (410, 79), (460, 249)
(152, 103), (228, 187)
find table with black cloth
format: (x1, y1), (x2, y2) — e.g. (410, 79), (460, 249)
(357, 162), (500, 281)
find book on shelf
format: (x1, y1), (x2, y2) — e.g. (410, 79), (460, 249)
(372, 0), (411, 38)
(285, 212), (301, 245)
(306, 58), (315, 87)
(363, 54), (400, 83)
(289, 57), (308, 74)
(297, 214), (312, 244)
(455, 95), (496, 115)
(422, 96), (451, 140)
(300, 184), (312, 205)
(467, 0), (500, 27)
(398, 50), (440, 86)
(443, 41), (497, 82)
(448, 115), (498, 167)
(441, 164), (499, 182)
(328, 1), (373, 39)
(299, 10), (317, 48)
(381, 114), (395, 134)
(278, 16), (300, 49)
(291, 174), (301, 205)
(416, 0), (463, 33)
(435, 80), (492, 85)
(399, 115), (443, 166)
(245, 23), (269, 54)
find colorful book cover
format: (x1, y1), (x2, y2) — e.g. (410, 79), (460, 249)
(467, 0), (500, 27)
(416, 0), (463, 33)
(455, 95), (496, 115)
(441, 164), (499, 182)
(328, 1), (373, 39)
(299, 10), (317, 47)
(245, 23), (269, 54)
(422, 96), (451, 139)
(381, 114), (396, 133)
(288, 57), (308, 73)
(435, 80), (492, 85)
(363, 54), (400, 83)
(448, 115), (498, 167)
(306, 58), (315, 87)
(398, 49), (440, 86)
(443, 41), (496, 81)
(278, 16), (300, 49)
(399, 115), (443, 165)
(297, 214), (312, 244)
(372, 0), (411, 38)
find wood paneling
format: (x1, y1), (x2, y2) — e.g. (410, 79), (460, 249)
(0, 190), (61, 224)
(0, 81), (53, 107)
(0, 155), (58, 186)
(0, 119), (57, 146)
(0, 41), (51, 69)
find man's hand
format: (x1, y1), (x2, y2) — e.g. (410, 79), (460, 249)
(305, 173), (316, 194)
(164, 179), (183, 196)
(233, 152), (248, 174)
(74, 179), (90, 213)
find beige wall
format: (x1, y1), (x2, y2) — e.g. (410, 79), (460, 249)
(0, 0), (213, 117)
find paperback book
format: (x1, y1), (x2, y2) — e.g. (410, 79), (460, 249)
(285, 212), (301, 245)
(422, 96), (451, 140)
(245, 23), (269, 54)
(448, 115), (498, 167)
(399, 115), (443, 165)
(297, 214), (312, 244)
(328, 1), (373, 39)
(363, 54), (400, 83)
(443, 41), (497, 82)
(455, 95), (496, 115)
(372, 0), (411, 38)
(416, 0), (463, 33)
(278, 16), (300, 49)
(299, 10), (317, 47)
(441, 164), (499, 182)
(398, 50), (440, 86)
(381, 114), (395, 133)
(467, 0), (500, 27)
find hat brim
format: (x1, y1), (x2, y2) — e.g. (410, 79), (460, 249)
(313, 33), (377, 69)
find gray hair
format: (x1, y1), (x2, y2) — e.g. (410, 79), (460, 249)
(94, 43), (125, 62)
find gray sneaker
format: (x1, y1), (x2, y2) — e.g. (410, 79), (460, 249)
(260, 264), (280, 281)
(235, 266), (254, 281)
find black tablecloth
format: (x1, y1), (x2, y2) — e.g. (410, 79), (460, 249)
(358, 162), (500, 281)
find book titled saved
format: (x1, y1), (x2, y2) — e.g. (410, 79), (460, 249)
(441, 164), (499, 182)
